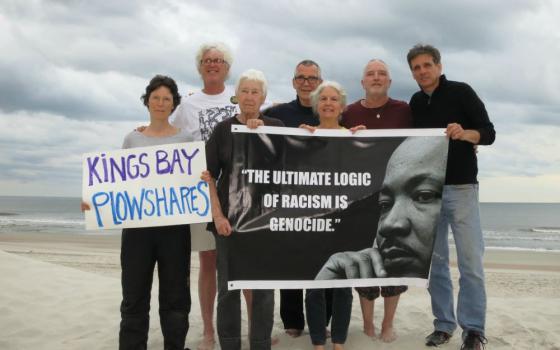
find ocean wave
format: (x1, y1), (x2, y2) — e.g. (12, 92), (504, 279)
(485, 236), (560, 242)
(531, 227), (560, 234)
(0, 212), (19, 216)
(484, 246), (560, 253)
(0, 217), (84, 226)
(482, 230), (560, 239)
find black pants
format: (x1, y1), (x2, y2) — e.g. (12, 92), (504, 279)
(280, 289), (333, 330)
(119, 225), (191, 350)
(305, 288), (352, 345)
(215, 234), (274, 350)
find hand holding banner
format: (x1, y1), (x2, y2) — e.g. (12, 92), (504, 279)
(224, 126), (448, 290)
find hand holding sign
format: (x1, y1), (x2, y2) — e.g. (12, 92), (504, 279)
(82, 142), (211, 230)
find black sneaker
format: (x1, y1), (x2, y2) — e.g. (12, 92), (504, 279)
(425, 330), (452, 346)
(460, 331), (488, 350)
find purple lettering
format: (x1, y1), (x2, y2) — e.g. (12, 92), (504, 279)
(101, 154), (109, 183)
(156, 150), (170, 174)
(169, 149), (185, 174)
(126, 154), (139, 179)
(87, 156), (102, 186)
(139, 153), (150, 178)
(109, 157), (127, 183)
(180, 148), (200, 175)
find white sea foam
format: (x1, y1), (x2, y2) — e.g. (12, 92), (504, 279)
(485, 246), (560, 253)
(0, 217), (84, 226)
(449, 244), (560, 253)
(531, 227), (560, 234)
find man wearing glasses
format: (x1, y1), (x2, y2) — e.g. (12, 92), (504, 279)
(171, 42), (240, 350)
(264, 59), (323, 127)
(263, 60), (330, 338)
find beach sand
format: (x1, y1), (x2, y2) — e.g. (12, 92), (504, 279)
(1, 232), (559, 349)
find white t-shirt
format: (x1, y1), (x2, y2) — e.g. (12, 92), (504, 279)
(171, 86), (239, 142)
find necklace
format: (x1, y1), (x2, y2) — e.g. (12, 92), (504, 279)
(361, 99), (389, 119)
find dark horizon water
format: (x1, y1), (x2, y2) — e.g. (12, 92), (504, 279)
(1, 196), (559, 251)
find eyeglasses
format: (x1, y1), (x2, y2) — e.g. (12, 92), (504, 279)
(294, 75), (320, 84)
(200, 58), (228, 65)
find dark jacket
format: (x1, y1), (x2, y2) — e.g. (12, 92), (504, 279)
(410, 75), (496, 185)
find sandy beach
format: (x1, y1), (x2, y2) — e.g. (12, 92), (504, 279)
(1, 231), (559, 350)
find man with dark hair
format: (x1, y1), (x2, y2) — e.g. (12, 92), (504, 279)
(263, 60), (327, 338)
(407, 43), (495, 350)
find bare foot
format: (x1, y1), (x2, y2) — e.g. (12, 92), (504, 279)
(272, 335), (280, 346)
(197, 335), (216, 350)
(379, 325), (397, 343)
(285, 328), (303, 337)
(363, 323), (376, 338)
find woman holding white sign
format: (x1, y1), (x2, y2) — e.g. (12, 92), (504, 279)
(203, 69), (283, 350)
(300, 81), (361, 350)
(82, 75), (193, 350)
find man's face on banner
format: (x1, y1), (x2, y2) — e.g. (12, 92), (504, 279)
(375, 137), (446, 277)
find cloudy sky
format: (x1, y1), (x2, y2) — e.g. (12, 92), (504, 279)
(0, 0), (558, 202)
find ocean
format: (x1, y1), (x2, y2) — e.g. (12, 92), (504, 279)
(0, 196), (559, 251)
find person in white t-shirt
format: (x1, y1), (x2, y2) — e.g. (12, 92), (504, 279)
(171, 42), (241, 350)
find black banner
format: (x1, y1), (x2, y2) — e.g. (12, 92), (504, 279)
(226, 126), (448, 290)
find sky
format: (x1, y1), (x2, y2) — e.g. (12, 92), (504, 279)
(0, 0), (559, 202)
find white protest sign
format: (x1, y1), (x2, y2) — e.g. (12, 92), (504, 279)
(82, 141), (211, 230)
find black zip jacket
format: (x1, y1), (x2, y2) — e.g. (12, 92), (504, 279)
(410, 75), (496, 185)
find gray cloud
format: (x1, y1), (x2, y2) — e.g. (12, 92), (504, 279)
(0, 0), (559, 200)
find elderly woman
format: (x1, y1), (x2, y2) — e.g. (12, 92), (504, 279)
(83, 75), (193, 350)
(301, 81), (354, 350)
(203, 69), (283, 350)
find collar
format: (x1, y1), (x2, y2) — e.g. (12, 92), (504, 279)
(295, 96), (313, 110)
(422, 74), (447, 97)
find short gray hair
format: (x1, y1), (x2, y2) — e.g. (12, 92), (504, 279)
(195, 42), (233, 75)
(363, 58), (391, 78)
(294, 59), (322, 79)
(310, 81), (347, 115)
(235, 69), (268, 97)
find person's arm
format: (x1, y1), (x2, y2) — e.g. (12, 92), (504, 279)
(205, 123), (232, 236)
(446, 123), (481, 144)
(460, 84), (496, 145)
(81, 202), (90, 212)
(246, 118), (264, 129)
(349, 125), (366, 134)
(299, 124), (317, 133)
(201, 170), (232, 236)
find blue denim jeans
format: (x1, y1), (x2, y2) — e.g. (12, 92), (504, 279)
(429, 184), (486, 338)
(305, 288), (352, 345)
(215, 235), (274, 350)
